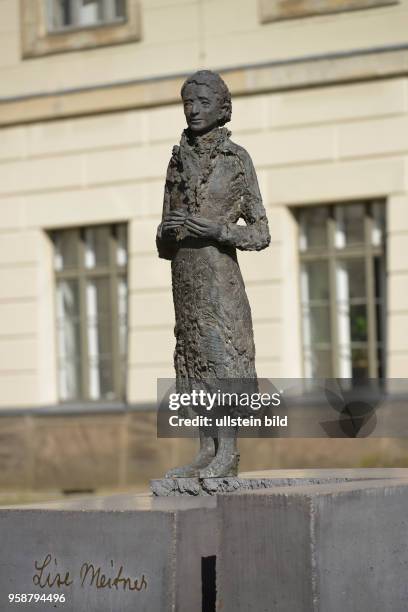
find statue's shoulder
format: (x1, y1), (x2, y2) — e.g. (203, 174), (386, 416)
(223, 138), (250, 159)
(223, 138), (254, 169)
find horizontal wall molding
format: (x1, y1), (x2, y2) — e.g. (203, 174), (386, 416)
(2, 45), (408, 127)
(0, 401), (156, 417)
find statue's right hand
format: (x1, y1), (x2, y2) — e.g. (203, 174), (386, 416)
(161, 210), (187, 236)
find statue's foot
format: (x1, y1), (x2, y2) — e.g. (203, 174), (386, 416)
(165, 464), (200, 478)
(165, 440), (216, 478)
(198, 452), (240, 478)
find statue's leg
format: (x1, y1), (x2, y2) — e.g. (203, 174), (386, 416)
(198, 425), (240, 478)
(164, 426), (216, 478)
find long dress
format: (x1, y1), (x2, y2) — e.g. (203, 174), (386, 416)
(156, 127), (270, 414)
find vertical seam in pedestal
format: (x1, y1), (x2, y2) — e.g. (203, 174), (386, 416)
(309, 497), (320, 612)
(171, 512), (178, 612)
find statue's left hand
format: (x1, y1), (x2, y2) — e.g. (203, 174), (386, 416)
(184, 216), (222, 240)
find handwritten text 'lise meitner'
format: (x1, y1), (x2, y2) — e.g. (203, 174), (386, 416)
(32, 554), (148, 592)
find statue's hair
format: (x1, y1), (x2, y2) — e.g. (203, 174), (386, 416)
(181, 70), (232, 126)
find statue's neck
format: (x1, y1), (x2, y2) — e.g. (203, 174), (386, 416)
(187, 126), (220, 142)
(181, 126), (229, 156)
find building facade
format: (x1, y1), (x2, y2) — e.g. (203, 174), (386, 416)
(0, 0), (407, 490)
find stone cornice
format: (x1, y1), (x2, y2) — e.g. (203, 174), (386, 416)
(2, 45), (408, 127)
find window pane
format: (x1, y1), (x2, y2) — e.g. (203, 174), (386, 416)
(120, 358), (127, 398)
(351, 348), (369, 380)
(374, 255), (386, 377)
(56, 279), (82, 400)
(376, 303), (384, 348)
(372, 203), (385, 247)
(54, 229), (78, 270)
(303, 348), (333, 378)
(118, 276), (128, 357)
(96, 356), (115, 398)
(349, 305), (368, 342)
(302, 305), (331, 345)
(335, 204), (365, 248)
(86, 280), (111, 357)
(87, 277), (111, 318)
(115, 0), (126, 17)
(377, 346), (385, 379)
(374, 255), (385, 301)
(336, 258), (368, 376)
(301, 260), (331, 378)
(301, 261), (330, 302)
(49, 0), (73, 28)
(58, 361), (82, 401)
(56, 279), (80, 333)
(337, 346), (369, 380)
(85, 226), (110, 268)
(79, 0), (103, 25)
(116, 224), (127, 266)
(118, 276), (127, 398)
(299, 206), (328, 250)
(88, 355), (115, 400)
(336, 259), (366, 301)
(86, 277), (113, 400)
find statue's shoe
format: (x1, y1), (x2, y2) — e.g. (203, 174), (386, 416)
(165, 464), (200, 478)
(198, 452), (240, 478)
(165, 447), (216, 478)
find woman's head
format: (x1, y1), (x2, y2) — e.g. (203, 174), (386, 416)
(181, 70), (232, 134)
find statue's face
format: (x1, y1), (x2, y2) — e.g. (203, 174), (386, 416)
(182, 83), (222, 134)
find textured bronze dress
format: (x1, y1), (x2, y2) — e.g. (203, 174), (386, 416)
(156, 128), (270, 408)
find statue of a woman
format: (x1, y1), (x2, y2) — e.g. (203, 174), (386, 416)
(156, 70), (270, 478)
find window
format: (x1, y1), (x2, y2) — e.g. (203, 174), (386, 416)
(52, 224), (128, 402)
(298, 202), (386, 380)
(21, 0), (141, 58)
(47, 0), (126, 32)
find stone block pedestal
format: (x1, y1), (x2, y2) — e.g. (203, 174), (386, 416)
(217, 475), (408, 611)
(0, 494), (217, 611)
(1, 469), (408, 611)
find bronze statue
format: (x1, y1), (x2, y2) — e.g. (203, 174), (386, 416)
(156, 70), (270, 478)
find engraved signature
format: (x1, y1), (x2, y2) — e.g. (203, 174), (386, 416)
(32, 555), (148, 592)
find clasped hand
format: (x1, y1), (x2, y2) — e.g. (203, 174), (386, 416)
(161, 210), (221, 240)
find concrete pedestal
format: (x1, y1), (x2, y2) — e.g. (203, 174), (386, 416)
(1, 469), (408, 611)
(217, 476), (408, 612)
(0, 494), (217, 612)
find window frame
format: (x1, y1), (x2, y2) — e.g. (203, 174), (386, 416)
(297, 201), (386, 380)
(20, 0), (141, 58)
(258, 0), (398, 24)
(52, 223), (128, 404)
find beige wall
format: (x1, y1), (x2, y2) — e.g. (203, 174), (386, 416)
(1, 0), (408, 99)
(0, 75), (407, 406)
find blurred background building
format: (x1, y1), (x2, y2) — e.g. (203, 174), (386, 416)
(0, 0), (407, 499)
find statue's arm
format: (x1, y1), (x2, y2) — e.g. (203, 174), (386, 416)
(156, 160), (177, 261)
(218, 152), (271, 251)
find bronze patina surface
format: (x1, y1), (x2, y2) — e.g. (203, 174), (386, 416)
(156, 70), (270, 477)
